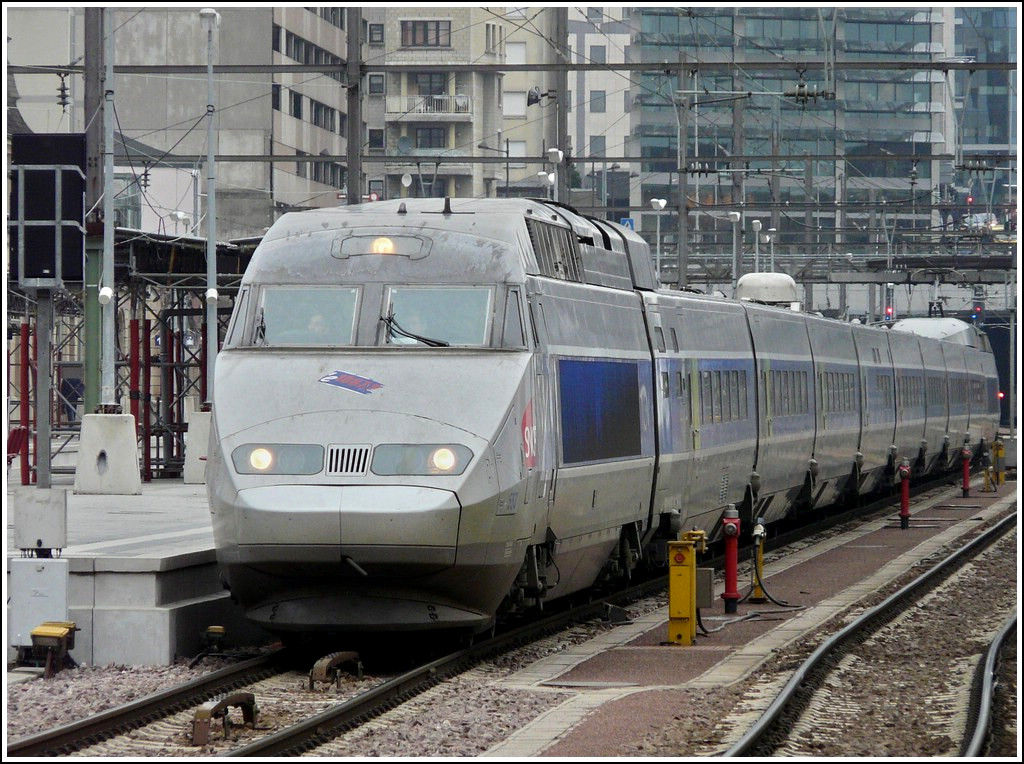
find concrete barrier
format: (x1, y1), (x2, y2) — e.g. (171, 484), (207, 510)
(184, 412), (211, 484)
(74, 414), (142, 495)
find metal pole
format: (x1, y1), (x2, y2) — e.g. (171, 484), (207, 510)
(83, 8), (103, 414)
(677, 93), (689, 289)
(346, 8), (362, 204)
(656, 213), (662, 278)
(36, 291), (53, 488)
(201, 8), (220, 404)
(101, 8), (116, 408)
(20, 322), (31, 485)
(504, 138), (510, 197)
(730, 212), (741, 293)
(752, 219), (762, 272)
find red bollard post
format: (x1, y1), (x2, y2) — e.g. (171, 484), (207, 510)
(961, 446), (972, 498)
(898, 458), (911, 529)
(721, 506), (741, 614)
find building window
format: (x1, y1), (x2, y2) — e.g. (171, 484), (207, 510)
(272, 24), (281, 52)
(290, 90), (303, 120)
(272, 83), (281, 111)
(509, 140), (527, 168)
(368, 73), (385, 95)
(313, 7), (345, 30)
(368, 179), (384, 199)
(296, 150), (308, 178)
(589, 135), (606, 157)
(589, 44), (606, 64)
(368, 23), (384, 45)
(368, 128), (385, 149)
(416, 127), (446, 149)
(401, 19), (451, 48)
(311, 99), (336, 132)
(504, 91), (527, 118)
(506, 41), (526, 65)
(587, 7), (603, 22)
(415, 72), (447, 95)
(590, 90), (606, 112)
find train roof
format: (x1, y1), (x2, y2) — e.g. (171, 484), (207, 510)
(257, 197), (657, 291)
(889, 317), (988, 348)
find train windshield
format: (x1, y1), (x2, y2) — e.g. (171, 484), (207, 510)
(382, 286), (492, 347)
(257, 286), (359, 345)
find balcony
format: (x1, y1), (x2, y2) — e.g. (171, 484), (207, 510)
(385, 94), (473, 121)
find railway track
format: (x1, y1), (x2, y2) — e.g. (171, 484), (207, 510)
(722, 511), (1017, 758)
(7, 474), (1002, 757)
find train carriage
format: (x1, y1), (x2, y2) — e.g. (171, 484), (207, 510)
(206, 197), (1001, 639)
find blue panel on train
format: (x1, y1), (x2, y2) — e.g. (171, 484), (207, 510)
(559, 358), (642, 464)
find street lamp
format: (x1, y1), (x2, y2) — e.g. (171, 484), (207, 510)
(477, 138), (509, 197)
(728, 211), (742, 293)
(766, 227), (776, 272)
(200, 6), (220, 403)
(751, 219), (762, 272)
(651, 198), (667, 281)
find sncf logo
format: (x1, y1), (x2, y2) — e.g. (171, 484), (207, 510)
(319, 370), (384, 395)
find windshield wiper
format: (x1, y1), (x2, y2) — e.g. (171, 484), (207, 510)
(380, 310), (450, 347)
(254, 308), (267, 346)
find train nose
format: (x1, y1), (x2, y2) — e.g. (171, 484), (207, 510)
(234, 484), (461, 571)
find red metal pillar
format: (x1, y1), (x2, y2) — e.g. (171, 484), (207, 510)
(142, 318), (153, 482)
(30, 324), (38, 484)
(129, 319), (140, 435)
(19, 322), (31, 485)
(961, 445), (972, 498)
(721, 506), (741, 614)
(898, 458), (911, 529)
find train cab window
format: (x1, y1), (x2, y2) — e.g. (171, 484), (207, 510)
(501, 289), (526, 348)
(383, 286), (493, 346)
(257, 286), (359, 346)
(670, 327), (679, 353)
(224, 287), (250, 347)
(675, 371), (685, 398)
(661, 371), (670, 398)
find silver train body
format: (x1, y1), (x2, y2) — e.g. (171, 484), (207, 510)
(206, 198), (1000, 635)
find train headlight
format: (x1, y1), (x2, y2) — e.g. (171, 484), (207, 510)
(231, 444), (324, 475)
(371, 444), (473, 476)
(371, 236), (395, 254)
(249, 447), (274, 471)
(429, 447), (457, 472)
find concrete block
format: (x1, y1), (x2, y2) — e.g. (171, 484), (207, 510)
(8, 558), (69, 649)
(74, 414), (142, 495)
(13, 488), (68, 551)
(183, 411), (211, 484)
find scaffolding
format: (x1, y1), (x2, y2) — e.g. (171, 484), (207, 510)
(6, 229), (255, 484)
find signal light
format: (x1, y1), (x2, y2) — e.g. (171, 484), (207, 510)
(885, 306), (893, 320)
(966, 195), (974, 205)
(998, 391), (1005, 400)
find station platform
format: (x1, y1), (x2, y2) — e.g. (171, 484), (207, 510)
(5, 469), (268, 668)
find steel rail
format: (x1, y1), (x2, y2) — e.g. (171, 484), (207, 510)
(6, 649), (285, 757)
(963, 611), (1017, 757)
(723, 511), (1018, 757)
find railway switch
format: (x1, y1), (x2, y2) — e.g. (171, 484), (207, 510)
(721, 507), (741, 614)
(667, 530), (706, 646)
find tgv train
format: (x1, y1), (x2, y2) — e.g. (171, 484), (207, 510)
(205, 197), (1000, 637)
